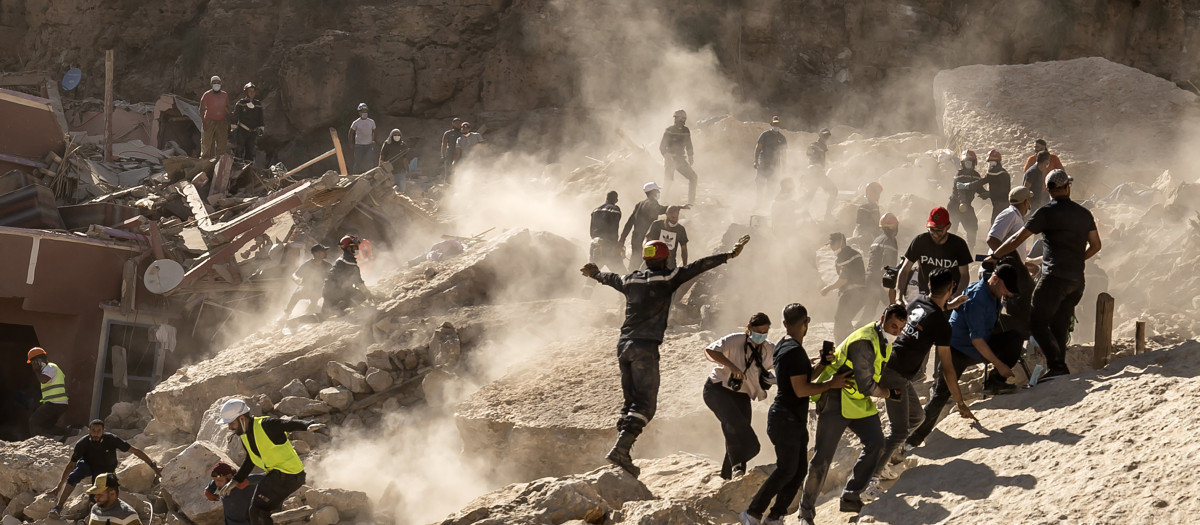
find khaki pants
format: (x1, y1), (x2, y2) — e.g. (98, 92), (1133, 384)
(201, 119), (229, 159)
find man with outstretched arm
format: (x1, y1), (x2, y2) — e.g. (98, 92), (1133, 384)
(581, 235), (751, 477)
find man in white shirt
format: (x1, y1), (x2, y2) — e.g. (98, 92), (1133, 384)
(348, 103), (377, 174)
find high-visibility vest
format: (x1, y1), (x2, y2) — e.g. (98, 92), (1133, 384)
(240, 416), (304, 475)
(812, 323), (891, 419)
(41, 363), (69, 404)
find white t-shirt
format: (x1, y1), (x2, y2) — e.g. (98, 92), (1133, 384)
(350, 117), (376, 145)
(988, 205), (1026, 260)
(705, 332), (774, 401)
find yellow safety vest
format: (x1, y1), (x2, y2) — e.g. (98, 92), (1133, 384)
(41, 363), (69, 404)
(812, 323), (891, 419)
(240, 416), (304, 475)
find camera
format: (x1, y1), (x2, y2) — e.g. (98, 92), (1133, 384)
(727, 375), (743, 392)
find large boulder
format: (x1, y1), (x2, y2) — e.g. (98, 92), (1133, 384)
(318, 387), (354, 411)
(160, 441), (230, 525)
(276, 396), (333, 417)
(326, 361), (370, 394)
(303, 487), (371, 520)
(437, 466), (651, 525)
(933, 57), (1200, 184)
(0, 437), (70, 500)
(196, 396), (259, 464)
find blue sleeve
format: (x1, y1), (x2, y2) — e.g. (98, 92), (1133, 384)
(964, 290), (992, 341)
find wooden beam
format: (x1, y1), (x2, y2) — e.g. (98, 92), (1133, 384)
(1092, 292), (1114, 369)
(283, 148), (335, 178)
(329, 127), (348, 175)
(104, 49), (114, 162)
(1135, 320), (1146, 355)
(43, 78), (69, 138)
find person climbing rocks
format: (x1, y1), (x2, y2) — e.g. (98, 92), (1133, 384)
(230, 82), (264, 163)
(46, 419), (161, 519)
(981, 149), (1011, 224)
(85, 473), (142, 525)
(703, 313), (775, 480)
(895, 206), (973, 301)
(753, 116), (788, 206)
(580, 235), (751, 477)
(986, 169), (1102, 381)
(584, 191), (624, 298)
(283, 244), (331, 318)
(820, 232), (868, 340)
(644, 205), (689, 268)
(865, 213), (900, 312)
(798, 304), (907, 522)
(218, 399), (326, 525)
(27, 347), (69, 438)
(905, 265), (1021, 449)
(947, 150), (989, 249)
(866, 268), (963, 499)
(348, 103), (377, 174)
(619, 182), (688, 272)
(740, 304), (850, 525)
(660, 109), (698, 205)
(322, 235), (375, 315)
(205, 461), (263, 525)
(441, 117), (463, 182)
(801, 128), (838, 219)
(199, 75), (230, 159)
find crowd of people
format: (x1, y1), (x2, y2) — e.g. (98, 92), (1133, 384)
(581, 111), (1102, 525)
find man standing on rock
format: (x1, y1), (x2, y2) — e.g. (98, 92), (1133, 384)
(85, 473), (142, 525)
(27, 347), (69, 437)
(799, 304), (906, 521)
(753, 116), (788, 206)
(441, 117), (463, 182)
(1024, 151), (1052, 210)
(199, 75), (230, 159)
(218, 399), (326, 525)
(584, 191), (624, 298)
(205, 461), (263, 525)
(644, 206), (689, 269)
(740, 304), (849, 525)
(348, 103), (376, 174)
(986, 169), (1102, 381)
(1022, 138), (1064, 175)
(895, 206), (973, 301)
(454, 121), (485, 166)
(580, 235), (751, 477)
(981, 149), (1011, 224)
(230, 82), (264, 164)
(660, 109), (698, 205)
(906, 265), (1021, 450)
(46, 419), (161, 519)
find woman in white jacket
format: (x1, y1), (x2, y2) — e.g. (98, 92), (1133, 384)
(703, 312), (775, 479)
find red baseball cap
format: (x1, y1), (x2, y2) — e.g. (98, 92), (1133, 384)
(927, 207), (951, 228)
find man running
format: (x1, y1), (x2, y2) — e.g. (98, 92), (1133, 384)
(581, 235), (751, 476)
(217, 399), (326, 525)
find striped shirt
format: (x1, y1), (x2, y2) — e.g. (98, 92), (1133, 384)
(88, 500), (141, 525)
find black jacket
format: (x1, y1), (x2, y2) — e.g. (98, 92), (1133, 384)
(590, 203), (622, 242)
(948, 168), (987, 208)
(234, 417), (311, 482)
(594, 253), (729, 342)
(659, 125), (693, 157)
(231, 98), (264, 130)
(619, 197), (667, 246)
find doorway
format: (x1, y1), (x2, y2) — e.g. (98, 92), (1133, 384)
(0, 323), (40, 441)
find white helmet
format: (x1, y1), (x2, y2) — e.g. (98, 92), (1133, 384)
(217, 399), (250, 424)
(643, 181), (662, 193)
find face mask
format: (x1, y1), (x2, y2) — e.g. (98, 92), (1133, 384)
(989, 160), (999, 168)
(963, 161), (974, 170)
(213, 84), (221, 91)
(749, 331), (768, 344)
(771, 126), (780, 132)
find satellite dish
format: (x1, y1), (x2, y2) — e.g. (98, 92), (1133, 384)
(61, 68), (82, 91)
(144, 259), (185, 294)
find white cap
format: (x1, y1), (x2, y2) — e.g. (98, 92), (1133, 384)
(643, 182), (661, 193)
(217, 399), (250, 424)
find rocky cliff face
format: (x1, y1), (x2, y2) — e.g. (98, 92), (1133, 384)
(5, 1), (1200, 161)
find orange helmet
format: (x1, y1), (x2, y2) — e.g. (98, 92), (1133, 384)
(879, 213), (899, 228)
(642, 240), (670, 261)
(960, 150), (977, 162)
(986, 149), (1002, 162)
(27, 347), (47, 363)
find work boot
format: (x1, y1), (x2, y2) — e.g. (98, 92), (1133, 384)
(983, 375), (1017, 395)
(605, 431), (640, 477)
(839, 497), (864, 513)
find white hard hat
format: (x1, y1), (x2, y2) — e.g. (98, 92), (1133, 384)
(217, 399), (250, 424)
(643, 182), (661, 193)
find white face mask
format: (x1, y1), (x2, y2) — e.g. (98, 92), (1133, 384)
(963, 161), (974, 170)
(213, 84), (221, 91)
(989, 160), (999, 168)
(245, 102), (255, 109)
(771, 126), (780, 132)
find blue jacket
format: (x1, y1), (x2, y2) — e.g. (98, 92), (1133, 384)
(949, 280), (1000, 360)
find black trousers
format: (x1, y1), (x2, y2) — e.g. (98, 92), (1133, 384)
(875, 368), (923, 476)
(664, 154), (698, 204)
(702, 380), (760, 478)
(748, 404), (808, 518)
(234, 128), (257, 162)
(1030, 274), (1085, 374)
(800, 394), (885, 519)
(616, 339), (661, 436)
(906, 335), (1022, 447)
(249, 470), (306, 525)
(29, 402), (68, 437)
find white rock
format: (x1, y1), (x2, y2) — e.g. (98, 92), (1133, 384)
(271, 505), (311, 524)
(365, 367), (393, 393)
(0, 436), (70, 500)
(366, 349), (394, 371)
(110, 401), (137, 421)
(116, 459), (157, 494)
(22, 493), (55, 521)
(280, 378), (309, 400)
(309, 505), (339, 525)
(3, 491), (34, 519)
(276, 396), (332, 417)
(318, 387), (354, 411)
(196, 396), (256, 465)
(160, 441), (229, 525)
(304, 487), (370, 520)
(327, 361), (370, 394)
